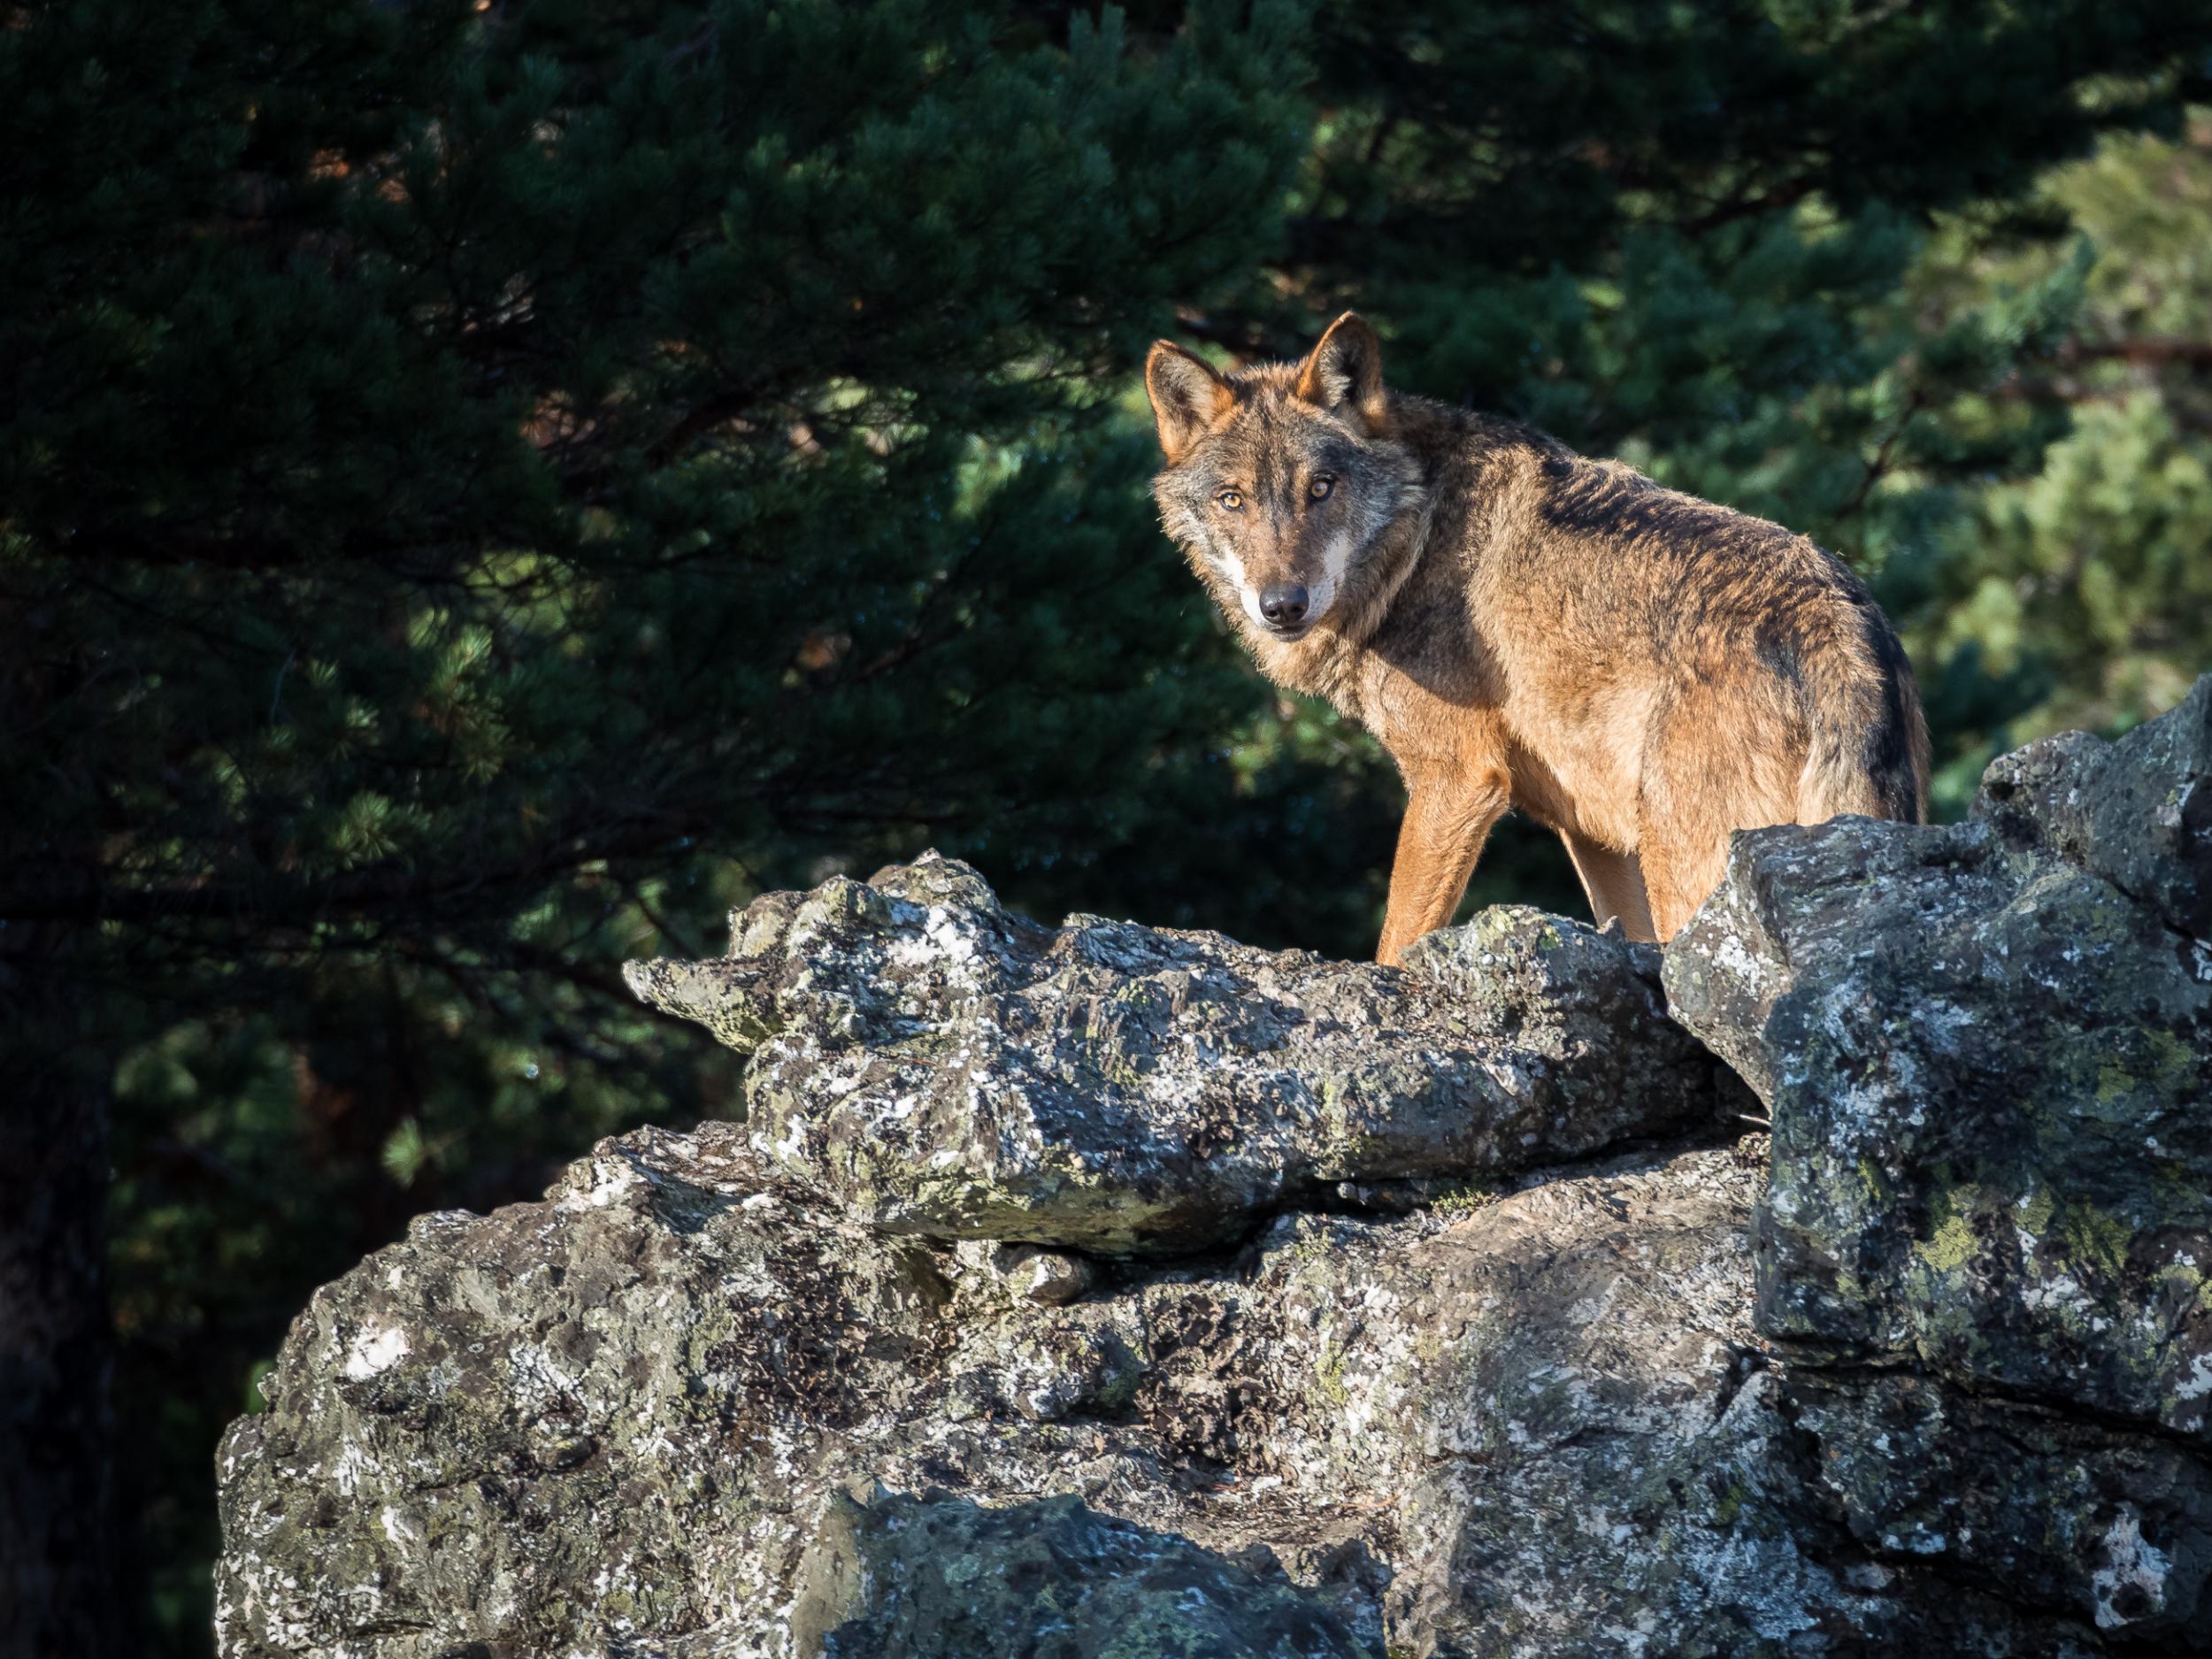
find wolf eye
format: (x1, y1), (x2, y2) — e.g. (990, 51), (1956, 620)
(1217, 489), (1243, 511)
(1309, 477), (1334, 501)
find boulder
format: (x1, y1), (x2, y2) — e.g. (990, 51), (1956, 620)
(215, 1119), (2131, 1659)
(624, 859), (1738, 1254)
(1666, 674), (2212, 1642)
(214, 680), (2212, 1658)
(205, 1125), (1782, 1656)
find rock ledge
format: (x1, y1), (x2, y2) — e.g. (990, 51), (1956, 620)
(216, 680), (2212, 1658)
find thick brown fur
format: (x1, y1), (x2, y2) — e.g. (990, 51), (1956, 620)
(1146, 313), (1932, 962)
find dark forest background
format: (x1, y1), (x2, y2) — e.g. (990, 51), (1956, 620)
(4, 2), (2212, 1651)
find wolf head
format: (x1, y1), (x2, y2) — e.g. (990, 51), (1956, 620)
(1146, 312), (1425, 645)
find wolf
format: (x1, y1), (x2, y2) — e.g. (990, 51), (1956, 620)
(1145, 311), (1930, 963)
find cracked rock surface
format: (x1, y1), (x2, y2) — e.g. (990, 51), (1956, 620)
(1667, 673), (2212, 1644)
(623, 860), (1737, 1254)
(209, 1129), (1809, 1658)
(216, 679), (2212, 1657)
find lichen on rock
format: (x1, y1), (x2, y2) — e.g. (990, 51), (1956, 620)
(624, 863), (1738, 1254)
(215, 680), (2212, 1658)
(1667, 673), (2212, 1643)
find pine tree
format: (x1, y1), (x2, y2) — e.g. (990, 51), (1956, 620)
(0, 3), (1307, 1649)
(1907, 111), (2212, 799)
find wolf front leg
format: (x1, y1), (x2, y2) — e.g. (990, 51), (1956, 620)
(1375, 766), (1512, 967)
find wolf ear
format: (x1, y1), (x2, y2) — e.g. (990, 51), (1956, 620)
(1294, 311), (1387, 433)
(1145, 342), (1234, 463)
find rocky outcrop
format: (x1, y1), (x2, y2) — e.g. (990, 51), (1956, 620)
(216, 679), (2212, 1658)
(622, 864), (1736, 1255)
(1663, 675), (2212, 1645)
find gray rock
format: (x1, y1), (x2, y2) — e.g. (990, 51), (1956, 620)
(624, 860), (1735, 1255)
(214, 686), (2212, 1659)
(1789, 1371), (2212, 1641)
(794, 1489), (1381, 1658)
(212, 1123), (2110, 1659)
(949, 1237), (1094, 1306)
(1978, 671), (2212, 941)
(1665, 674), (2212, 1644)
(1005, 1246), (1094, 1307)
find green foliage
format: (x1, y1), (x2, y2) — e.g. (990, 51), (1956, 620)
(4, 2), (1314, 1647)
(4, 3), (2212, 1652)
(1907, 116), (2212, 803)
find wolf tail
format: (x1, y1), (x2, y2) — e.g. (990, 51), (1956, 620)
(1795, 609), (1931, 826)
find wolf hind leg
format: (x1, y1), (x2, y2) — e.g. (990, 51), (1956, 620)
(1557, 829), (1656, 942)
(1637, 690), (1801, 940)
(1632, 813), (1730, 942)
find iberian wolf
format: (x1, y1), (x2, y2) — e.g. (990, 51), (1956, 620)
(1146, 312), (1929, 961)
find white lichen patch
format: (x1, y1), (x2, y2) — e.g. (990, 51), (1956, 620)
(2091, 1509), (2170, 1628)
(342, 1325), (410, 1381)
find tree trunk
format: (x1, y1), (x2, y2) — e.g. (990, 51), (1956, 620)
(0, 936), (118, 1659)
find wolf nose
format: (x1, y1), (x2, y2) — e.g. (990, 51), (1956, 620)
(1260, 582), (1310, 627)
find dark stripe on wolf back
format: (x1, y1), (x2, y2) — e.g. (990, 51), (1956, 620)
(1858, 606), (1917, 821)
(1538, 468), (1716, 546)
(1753, 614), (1807, 695)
